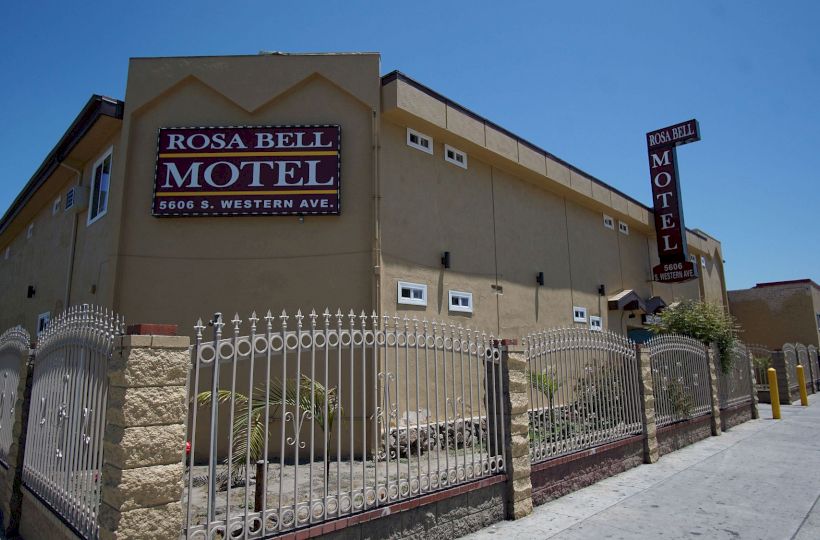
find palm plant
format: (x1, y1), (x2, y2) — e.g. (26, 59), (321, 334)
(528, 370), (560, 441)
(196, 375), (341, 488)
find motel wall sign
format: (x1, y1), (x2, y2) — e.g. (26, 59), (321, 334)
(646, 119), (700, 283)
(152, 125), (341, 216)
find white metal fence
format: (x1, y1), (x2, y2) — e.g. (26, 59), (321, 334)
(184, 309), (505, 539)
(0, 326), (30, 467)
(647, 334), (711, 427)
(524, 328), (643, 465)
(748, 344), (772, 391)
(718, 342), (753, 409)
(22, 305), (123, 540)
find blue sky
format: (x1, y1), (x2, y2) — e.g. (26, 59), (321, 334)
(1, 1), (817, 290)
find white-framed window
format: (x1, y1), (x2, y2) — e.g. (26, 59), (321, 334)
(88, 147), (113, 225)
(573, 306), (588, 323)
(37, 312), (50, 335)
(397, 281), (427, 306)
(603, 214), (615, 230)
(444, 144), (467, 169)
(589, 316), (603, 331)
(448, 290), (473, 313)
(689, 254), (697, 264)
(701, 256), (707, 268)
(618, 221), (629, 235)
(406, 128), (433, 155)
(53, 196), (62, 215)
(26, 223), (34, 239)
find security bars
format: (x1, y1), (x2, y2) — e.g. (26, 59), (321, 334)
(783, 343), (799, 392)
(809, 345), (820, 387)
(184, 309), (505, 539)
(717, 342), (753, 409)
(795, 344), (813, 389)
(21, 305), (123, 540)
(0, 326), (30, 467)
(748, 344), (772, 391)
(647, 334), (711, 428)
(524, 328), (643, 465)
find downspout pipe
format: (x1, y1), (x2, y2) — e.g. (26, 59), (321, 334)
(58, 162), (82, 309)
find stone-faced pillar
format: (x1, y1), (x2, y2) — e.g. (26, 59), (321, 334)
(746, 350), (760, 420)
(98, 326), (190, 540)
(707, 345), (722, 436)
(489, 342), (532, 520)
(636, 344), (659, 464)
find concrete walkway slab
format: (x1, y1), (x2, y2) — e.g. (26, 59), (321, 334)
(464, 396), (820, 540)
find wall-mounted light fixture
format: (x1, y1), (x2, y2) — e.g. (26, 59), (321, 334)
(598, 284), (606, 296)
(27, 285), (36, 298)
(441, 251), (451, 269)
(536, 272), (544, 286)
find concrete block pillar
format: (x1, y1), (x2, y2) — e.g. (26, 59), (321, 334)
(770, 351), (792, 405)
(746, 350), (760, 420)
(707, 345), (722, 436)
(490, 342), (532, 520)
(636, 345), (659, 464)
(99, 326), (191, 540)
(0, 347), (34, 537)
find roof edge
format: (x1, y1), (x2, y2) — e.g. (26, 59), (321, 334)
(0, 95), (124, 236)
(753, 279), (820, 290)
(381, 70), (712, 240)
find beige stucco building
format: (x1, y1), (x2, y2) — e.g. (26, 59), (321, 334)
(0, 52), (729, 343)
(728, 280), (820, 349)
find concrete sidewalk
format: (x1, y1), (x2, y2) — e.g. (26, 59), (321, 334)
(465, 396), (820, 540)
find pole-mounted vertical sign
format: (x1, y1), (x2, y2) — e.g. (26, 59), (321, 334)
(646, 119), (700, 283)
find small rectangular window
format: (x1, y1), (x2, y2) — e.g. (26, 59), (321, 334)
(3, 247), (9, 260)
(603, 214), (615, 230)
(448, 290), (473, 313)
(37, 312), (51, 335)
(88, 147), (113, 225)
(26, 223), (33, 239)
(618, 221), (629, 235)
(407, 128), (433, 155)
(589, 316), (603, 331)
(573, 306), (587, 323)
(689, 254), (697, 264)
(52, 197), (62, 215)
(444, 144), (468, 169)
(701, 256), (707, 268)
(398, 281), (428, 306)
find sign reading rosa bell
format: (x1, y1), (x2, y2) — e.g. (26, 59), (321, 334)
(646, 119), (700, 283)
(152, 125), (340, 217)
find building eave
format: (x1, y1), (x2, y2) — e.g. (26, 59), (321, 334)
(381, 70), (712, 242)
(0, 94), (125, 236)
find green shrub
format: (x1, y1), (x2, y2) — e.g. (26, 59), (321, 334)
(648, 299), (740, 373)
(752, 355), (770, 370)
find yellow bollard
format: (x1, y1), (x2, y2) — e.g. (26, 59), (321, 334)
(797, 365), (809, 406)
(768, 368), (781, 419)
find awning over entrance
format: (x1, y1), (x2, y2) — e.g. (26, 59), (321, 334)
(607, 289), (647, 312)
(645, 296), (668, 314)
